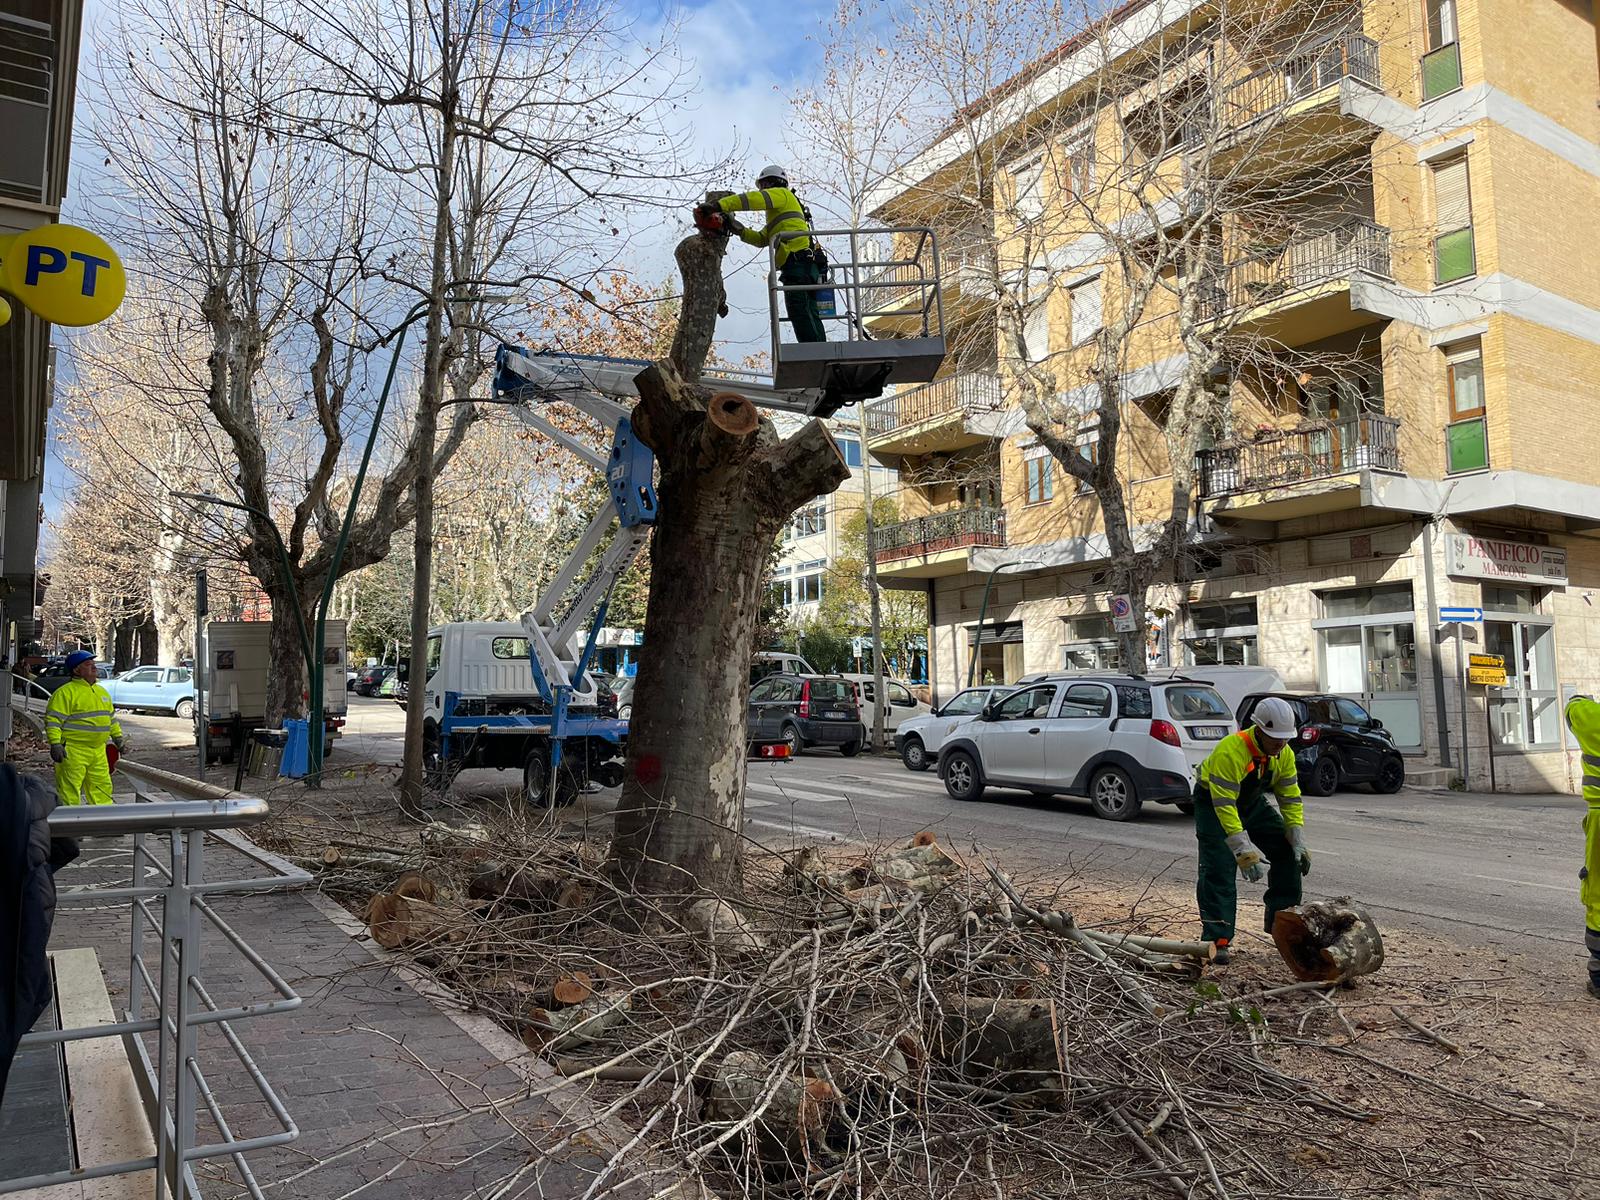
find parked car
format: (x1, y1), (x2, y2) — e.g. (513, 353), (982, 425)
(895, 685), (1014, 771)
(353, 665), (394, 696)
(102, 665), (198, 719)
(751, 651), (816, 686)
(746, 673), (864, 757)
(937, 673), (1236, 821)
(840, 674), (931, 747)
(16, 662), (111, 698)
(347, 669), (360, 691)
(1236, 692), (1406, 796)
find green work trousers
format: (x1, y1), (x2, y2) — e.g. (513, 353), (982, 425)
(1194, 788), (1301, 943)
(779, 256), (827, 344)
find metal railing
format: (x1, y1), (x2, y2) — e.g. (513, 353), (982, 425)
(872, 506), (1007, 562)
(1197, 218), (1390, 320)
(859, 238), (988, 317)
(2, 773), (308, 1200)
(864, 372), (1005, 439)
(1196, 413), (1401, 498)
(1222, 31), (1380, 129)
(769, 225), (947, 347)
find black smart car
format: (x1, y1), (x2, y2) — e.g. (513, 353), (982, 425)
(746, 673), (865, 757)
(1236, 692), (1406, 797)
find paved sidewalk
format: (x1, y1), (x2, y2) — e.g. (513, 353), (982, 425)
(50, 806), (635, 1200)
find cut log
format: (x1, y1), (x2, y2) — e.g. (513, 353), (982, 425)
(392, 870), (438, 903)
(683, 897), (767, 954)
(365, 893), (471, 950)
(935, 998), (1065, 1102)
(1081, 930), (1217, 961)
(321, 845), (342, 866)
(467, 863), (587, 909)
(1272, 899), (1385, 982)
(874, 838), (961, 892)
(552, 972), (595, 1007)
(701, 1050), (842, 1171)
(526, 993), (633, 1051)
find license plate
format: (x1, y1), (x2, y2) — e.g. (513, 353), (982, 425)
(1192, 725), (1230, 740)
(824, 710), (847, 720)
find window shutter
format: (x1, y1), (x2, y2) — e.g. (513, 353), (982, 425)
(1024, 304), (1050, 361)
(1070, 278), (1102, 344)
(1433, 158), (1471, 232)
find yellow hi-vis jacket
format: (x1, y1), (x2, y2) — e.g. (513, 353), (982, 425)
(1197, 727), (1304, 836)
(1562, 696), (1600, 928)
(44, 677), (123, 747)
(717, 186), (812, 267)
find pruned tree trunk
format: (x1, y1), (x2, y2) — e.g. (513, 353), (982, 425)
(608, 235), (851, 897)
(264, 597), (310, 722)
(1272, 899), (1386, 982)
(702, 1050), (843, 1171)
(935, 997), (1065, 1101)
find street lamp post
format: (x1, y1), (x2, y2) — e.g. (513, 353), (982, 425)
(966, 558), (1045, 689)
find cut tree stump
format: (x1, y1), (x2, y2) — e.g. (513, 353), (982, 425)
(702, 1050), (843, 1172)
(467, 863), (587, 909)
(1272, 898), (1385, 981)
(392, 870), (438, 902)
(935, 998), (1065, 1102)
(365, 893), (471, 950)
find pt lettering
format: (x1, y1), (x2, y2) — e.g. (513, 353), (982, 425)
(24, 245), (67, 287)
(70, 251), (111, 296)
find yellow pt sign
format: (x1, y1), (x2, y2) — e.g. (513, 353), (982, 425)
(0, 223), (126, 327)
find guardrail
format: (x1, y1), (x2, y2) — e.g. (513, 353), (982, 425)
(872, 506), (1007, 562)
(2, 771), (308, 1199)
(1197, 218), (1390, 320)
(1196, 413), (1401, 498)
(864, 373), (1005, 439)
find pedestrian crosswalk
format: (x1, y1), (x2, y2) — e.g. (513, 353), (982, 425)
(743, 764), (948, 810)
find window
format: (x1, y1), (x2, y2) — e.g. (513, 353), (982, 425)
(425, 634), (442, 681)
(888, 682), (915, 706)
(1445, 342), (1487, 473)
(1115, 685), (1153, 719)
(168, 668), (193, 684)
(1335, 698), (1372, 726)
(795, 573), (824, 603)
(1059, 683), (1112, 719)
(1421, 0), (1462, 100)
(787, 504), (827, 539)
(1023, 302), (1050, 362)
(769, 578), (793, 607)
(749, 678), (779, 702)
(941, 689), (992, 717)
(123, 667), (160, 683)
(1484, 586), (1559, 749)
(1185, 600), (1259, 666)
(491, 636), (530, 659)
(1321, 583), (1415, 619)
(1164, 685), (1231, 720)
(1012, 158), (1044, 225)
(1062, 614), (1120, 670)
(1065, 134), (1095, 196)
(1073, 433), (1098, 495)
(1314, 584), (1422, 749)
(1432, 157), (1475, 283)
(1068, 276), (1102, 345)
(994, 684), (1057, 720)
(838, 437), (863, 468)
(1024, 443), (1054, 504)
(805, 678), (850, 702)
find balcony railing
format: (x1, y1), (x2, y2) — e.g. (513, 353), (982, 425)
(1196, 413), (1401, 499)
(873, 506), (1006, 563)
(865, 372), (1005, 439)
(1197, 218), (1390, 321)
(863, 241), (989, 315)
(1223, 31), (1380, 130)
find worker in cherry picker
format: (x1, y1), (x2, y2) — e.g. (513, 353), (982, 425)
(696, 165), (827, 344)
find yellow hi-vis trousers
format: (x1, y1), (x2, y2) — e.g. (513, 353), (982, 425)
(55, 741), (113, 806)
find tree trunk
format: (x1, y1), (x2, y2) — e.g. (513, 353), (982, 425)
(114, 621), (136, 672)
(264, 594), (310, 722)
(608, 235), (851, 897)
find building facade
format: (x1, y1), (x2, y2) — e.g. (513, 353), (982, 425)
(864, 0), (1600, 792)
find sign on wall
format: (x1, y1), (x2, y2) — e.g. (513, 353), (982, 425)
(1445, 534), (1567, 586)
(0, 223), (127, 328)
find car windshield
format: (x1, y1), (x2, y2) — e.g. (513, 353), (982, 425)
(941, 690), (990, 716)
(1163, 685), (1230, 719)
(806, 679), (850, 703)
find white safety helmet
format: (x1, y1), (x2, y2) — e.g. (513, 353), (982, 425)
(1251, 696), (1299, 741)
(756, 164), (789, 187)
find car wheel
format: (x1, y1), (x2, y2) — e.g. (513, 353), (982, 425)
(839, 739), (861, 758)
(942, 750), (984, 802)
(1372, 755), (1406, 795)
(523, 744), (579, 808)
(1306, 754), (1340, 797)
(618, 705), (632, 721)
(901, 736), (929, 772)
(173, 698), (195, 720)
(1089, 767), (1142, 821)
(782, 724), (804, 758)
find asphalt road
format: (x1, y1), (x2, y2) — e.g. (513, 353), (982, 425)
(117, 696), (1588, 969)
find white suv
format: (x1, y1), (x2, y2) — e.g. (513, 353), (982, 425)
(935, 674), (1236, 821)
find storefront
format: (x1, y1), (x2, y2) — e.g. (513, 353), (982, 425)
(1312, 582), (1423, 751)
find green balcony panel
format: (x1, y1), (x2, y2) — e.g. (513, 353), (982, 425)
(1434, 227), (1476, 284)
(1421, 43), (1462, 101)
(1446, 417), (1488, 474)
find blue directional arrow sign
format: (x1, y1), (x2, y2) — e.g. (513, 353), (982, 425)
(1438, 607), (1483, 623)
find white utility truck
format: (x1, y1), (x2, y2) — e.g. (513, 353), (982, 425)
(200, 620), (349, 763)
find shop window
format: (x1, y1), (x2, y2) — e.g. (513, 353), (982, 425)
(1421, 0), (1462, 100)
(1061, 613), (1120, 670)
(1432, 157), (1475, 284)
(1319, 583), (1414, 620)
(1444, 341), (1487, 473)
(1314, 584), (1421, 749)
(1483, 586), (1558, 748)
(1185, 599), (1259, 666)
(1024, 443), (1054, 504)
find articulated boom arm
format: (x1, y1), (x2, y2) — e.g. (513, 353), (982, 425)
(490, 345), (828, 720)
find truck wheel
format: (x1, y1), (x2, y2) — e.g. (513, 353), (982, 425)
(523, 745), (580, 808)
(422, 722), (450, 792)
(174, 698), (195, 720)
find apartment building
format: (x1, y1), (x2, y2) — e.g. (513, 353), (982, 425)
(863, 0), (1600, 791)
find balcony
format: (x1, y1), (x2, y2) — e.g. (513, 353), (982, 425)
(1222, 31), (1380, 131)
(872, 506), (1006, 580)
(1197, 218), (1391, 341)
(1197, 413), (1401, 521)
(864, 372), (1007, 459)
(862, 239), (990, 331)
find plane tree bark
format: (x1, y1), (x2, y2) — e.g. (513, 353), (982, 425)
(608, 234), (850, 898)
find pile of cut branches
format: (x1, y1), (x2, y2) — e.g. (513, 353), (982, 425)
(272, 809), (1590, 1200)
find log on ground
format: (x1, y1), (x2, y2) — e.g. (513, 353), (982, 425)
(935, 997), (1065, 1102)
(1272, 898), (1385, 982)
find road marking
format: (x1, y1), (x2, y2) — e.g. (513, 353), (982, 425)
(1471, 874), (1570, 893)
(744, 797), (775, 810)
(746, 817), (844, 841)
(748, 783), (846, 804)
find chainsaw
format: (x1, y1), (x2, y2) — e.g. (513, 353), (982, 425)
(693, 190), (743, 237)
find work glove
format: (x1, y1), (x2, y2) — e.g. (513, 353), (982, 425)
(49, 744), (66, 764)
(1226, 832), (1265, 883)
(113, 736), (125, 752)
(723, 214), (746, 235)
(1287, 825), (1311, 876)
